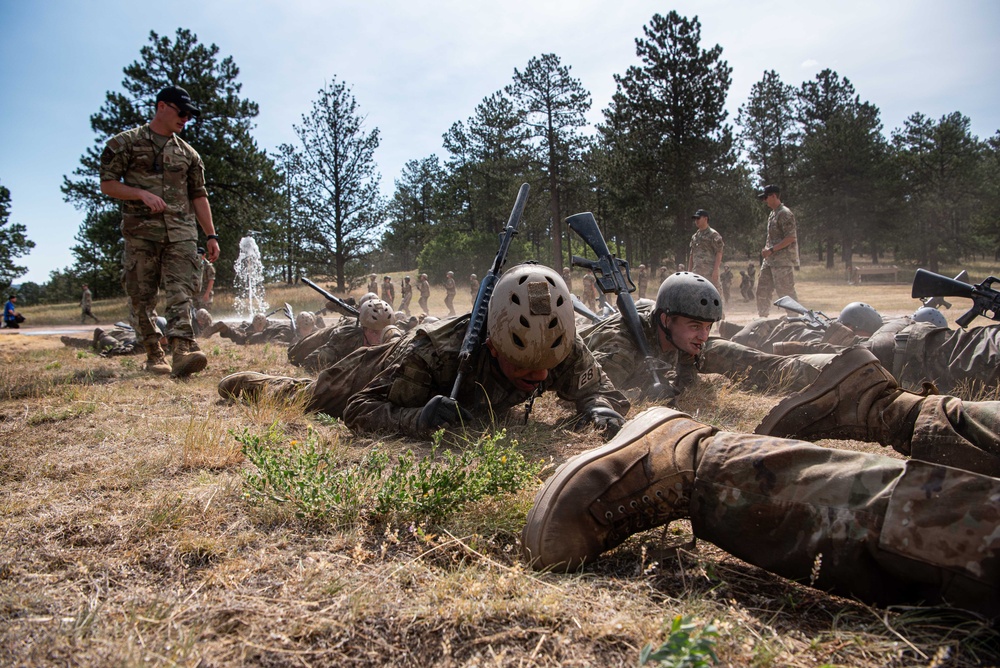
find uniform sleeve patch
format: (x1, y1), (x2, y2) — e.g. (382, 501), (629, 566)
(578, 364), (598, 389)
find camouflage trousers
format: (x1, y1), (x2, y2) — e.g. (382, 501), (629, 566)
(904, 395), (1000, 477)
(123, 235), (199, 344)
(690, 428), (999, 616)
(755, 265), (797, 317)
(700, 339), (833, 393)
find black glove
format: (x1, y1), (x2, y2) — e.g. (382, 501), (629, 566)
(417, 395), (474, 432)
(643, 380), (682, 404)
(577, 406), (626, 437)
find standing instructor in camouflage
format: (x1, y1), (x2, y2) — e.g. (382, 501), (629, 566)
(100, 86), (218, 377)
(687, 209), (724, 294)
(755, 184), (798, 317)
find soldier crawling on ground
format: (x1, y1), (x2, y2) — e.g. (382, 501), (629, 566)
(61, 317), (168, 357)
(220, 264), (629, 440)
(287, 298), (403, 371)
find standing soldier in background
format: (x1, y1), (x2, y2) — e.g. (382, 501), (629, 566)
(469, 273), (479, 301)
(582, 273), (596, 311)
(417, 273), (431, 314)
(636, 264), (648, 299)
(755, 184), (798, 317)
(444, 270), (457, 316)
(381, 275), (395, 308)
(367, 273), (378, 295)
(720, 265), (733, 303)
(400, 276), (413, 315)
(561, 267), (573, 296)
(99, 85), (217, 377)
(194, 247), (215, 310)
(80, 284), (99, 323)
(657, 265), (669, 284)
(687, 209), (724, 294)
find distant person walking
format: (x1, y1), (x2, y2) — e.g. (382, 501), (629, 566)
(194, 247), (215, 310)
(400, 276), (413, 315)
(381, 276), (395, 307)
(80, 284), (99, 323)
(444, 271), (457, 316)
(687, 209), (724, 292)
(99, 85), (218, 377)
(755, 184), (798, 317)
(417, 273), (431, 314)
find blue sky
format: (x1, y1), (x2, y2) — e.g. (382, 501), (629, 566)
(2, 0), (999, 284)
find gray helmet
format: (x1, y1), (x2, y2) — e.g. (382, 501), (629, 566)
(360, 299), (394, 331)
(154, 316), (168, 335)
(912, 306), (948, 328)
(837, 302), (882, 334)
(488, 264), (575, 370)
(654, 272), (723, 322)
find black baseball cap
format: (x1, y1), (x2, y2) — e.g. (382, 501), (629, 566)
(757, 184), (780, 200)
(691, 209), (710, 219)
(156, 86), (201, 117)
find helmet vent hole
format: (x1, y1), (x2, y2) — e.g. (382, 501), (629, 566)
(548, 317), (557, 329)
(556, 296), (564, 307)
(511, 294), (520, 305)
(551, 335), (563, 349)
(520, 315), (530, 328)
(512, 333), (525, 349)
(546, 276), (555, 286)
(518, 275), (528, 285)
(700, 298), (708, 305)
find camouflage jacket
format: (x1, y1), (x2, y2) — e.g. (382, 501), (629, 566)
(100, 124), (208, 243)
(341, 315), (629, 437)
(762, 204), (798, 268)
(444, 278), (456, 295)
(290, 321), (364, 371)
(81, 288), (93, 309)
(196, 260), (215, 294)
(579, 303), (694, 397)
(689, 227), (724, 277)
(418, 280), (431, 299)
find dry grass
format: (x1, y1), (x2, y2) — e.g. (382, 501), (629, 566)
(1, 267), (998, 667)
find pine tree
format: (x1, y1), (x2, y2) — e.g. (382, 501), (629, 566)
(0, 182), (35, 291)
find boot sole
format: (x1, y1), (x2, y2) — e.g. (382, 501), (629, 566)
(522, 406), (690, 570)
(171, 355), (208, 378)
(754, 346), (879, 437)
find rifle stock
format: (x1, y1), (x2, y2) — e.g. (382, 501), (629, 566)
(773, 296), (830, 329)
(450, 183), (530, 399)
(566, 212), (663, 393)
(912, 269), (1000, 328)
(301, 278), (360, 318)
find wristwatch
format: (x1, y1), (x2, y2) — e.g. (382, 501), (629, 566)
(206, 234), (219, 241)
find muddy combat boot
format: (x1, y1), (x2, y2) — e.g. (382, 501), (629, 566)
(200, 321), (228, 339)
(522, 407), (716, 571)
(143, 341), (172, 375)
(170, 338), (208, 378)
(218, 372), (311, 402)
(754, 347), (925, 448)
(60, 335), (92, 350)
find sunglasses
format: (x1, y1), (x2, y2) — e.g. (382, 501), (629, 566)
(166, 102), (193, 120)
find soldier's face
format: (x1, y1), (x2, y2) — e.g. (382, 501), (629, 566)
(694, 216), (709, 229)
(486, 339), (549, 392)
(659, 314), (712, 356)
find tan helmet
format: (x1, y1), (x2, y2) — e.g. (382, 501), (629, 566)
(470, 273), (478, 280)
(295, 311), (316, 333)
(488, 264), (575, 370)
(251, 314), (268, 332)
(360, 299), (394, 332)
(194, 308), (212, 328)
(359, 291), (379, 306)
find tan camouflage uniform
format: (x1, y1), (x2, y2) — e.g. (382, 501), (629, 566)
(722, 316), (860, 353)
(251, 316), (629, 438)
(470, 275), (479, 300)
(195, 259), (215, 309)
(400, 279), (413, 315)
(417, 277), (431, 314)
(289, 321), (364, 371)
(80, 286), (99, 323)
(581, 304), (829, 399)
(444, 275), (457, 316)
(381, 279), (395, 307)
(688, 227), (724, 290)
(756, 203), (798, 316)
(100, 124), (208, 344)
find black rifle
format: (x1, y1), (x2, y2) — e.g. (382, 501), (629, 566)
(450, 182), (529, 399)
(921, 270), (968, 310)
(912, 269), (1000, 328)
(773, 296), (832, 330)
(566, 211), (663, 393)
(284, 303), (297, 337)
(301, 278), (360, 318)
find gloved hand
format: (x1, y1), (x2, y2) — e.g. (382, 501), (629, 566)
(576, 406), (626, 438)
(643, 380), (682, 405)
(417, 395), (474, 432)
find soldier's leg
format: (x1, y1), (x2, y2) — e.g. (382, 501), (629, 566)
(523, 407), (999, 617)
(755, 266), (774, 317)
(161, 239), (199, 341)
(757, 347), (1000, 476)
(122, 236), (163, 345)
(701, 339), (833, 393)
(771, 265), (798, 301)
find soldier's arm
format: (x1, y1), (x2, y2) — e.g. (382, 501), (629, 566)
(550, 339), (630, 417)
(343, 348), (444, 437)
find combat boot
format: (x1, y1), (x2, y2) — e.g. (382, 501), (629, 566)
(170, 338), (208, 377)
(143, 341), (172, 375)
(200, 321), (228, 338)
(60, 335), (92, 350)
(754, 346), (925, 449)
(218, 372), (311, 402)
(522, 407), (716, 571)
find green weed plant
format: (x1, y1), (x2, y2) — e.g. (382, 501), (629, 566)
(639, 615), (719, 667)
(239, 424), (541, 525)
